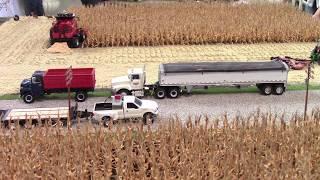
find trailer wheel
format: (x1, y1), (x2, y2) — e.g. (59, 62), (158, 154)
(167, 87), (180, 98)
(75, 92), (87, 102)
(272, 85), (285, 95)
(260, 85), (272, 96)
(154, 87), (166, 99)
(23, 93), (35, 103)
(102, 116), (111, 127)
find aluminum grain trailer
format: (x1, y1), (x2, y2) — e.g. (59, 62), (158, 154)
(111, 61), (289, 99)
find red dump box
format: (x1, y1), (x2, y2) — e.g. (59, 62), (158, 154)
(20, 68), (96, 103)
(43, 68), (96, 90)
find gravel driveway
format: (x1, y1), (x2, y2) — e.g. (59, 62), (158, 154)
(1, 91), (319, 122)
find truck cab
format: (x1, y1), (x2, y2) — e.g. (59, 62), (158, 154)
(111, 67), (146, 97)
(92, 95), (159, 127)
(20, 71), (45, 103)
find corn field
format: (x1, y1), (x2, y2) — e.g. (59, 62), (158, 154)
(71, 2), (320, 47)
(1, 109), (320, 179)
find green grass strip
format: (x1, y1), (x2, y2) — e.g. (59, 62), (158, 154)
(0, 84), (319, 101)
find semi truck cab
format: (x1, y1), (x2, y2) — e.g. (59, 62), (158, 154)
(20, 71), (45, 103)
(111, 67), (146, 97)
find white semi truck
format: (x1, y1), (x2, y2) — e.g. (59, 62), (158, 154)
(92, 95), (159, 127)
(111, 61), (289, 99)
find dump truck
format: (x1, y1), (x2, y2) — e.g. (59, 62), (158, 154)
(111, 61), (289, 99)
(0, 106), (78, 127)
(92, 95), (159, 127)
(20, 68), (96, 103)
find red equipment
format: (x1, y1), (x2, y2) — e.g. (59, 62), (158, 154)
(43, 68), (95, 90)
(49, 12), (87, 48)
(20, 68), (96, 103)
(271, 56), (311, 70)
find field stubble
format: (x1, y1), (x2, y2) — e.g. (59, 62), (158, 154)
(1, 110), (320, 179)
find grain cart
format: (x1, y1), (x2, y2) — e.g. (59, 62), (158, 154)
(111, 61), (289, 99)
(20, 68), (96, 103)
(50, 12), (87, 48)
(0, 106), (79, 127)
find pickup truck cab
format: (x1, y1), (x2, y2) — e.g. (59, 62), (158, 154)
(92, 95), (159, 127)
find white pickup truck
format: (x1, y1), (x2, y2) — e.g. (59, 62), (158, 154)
(92, 95), (159, 127)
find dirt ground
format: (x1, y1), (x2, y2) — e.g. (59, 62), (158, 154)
(0, 17), (318, 95)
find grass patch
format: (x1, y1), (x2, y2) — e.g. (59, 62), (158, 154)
(0, 84), (319, 101)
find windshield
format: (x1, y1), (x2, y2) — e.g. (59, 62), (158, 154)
(134, 98), (142, 106)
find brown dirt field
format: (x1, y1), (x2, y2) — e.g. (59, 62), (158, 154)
(0, 17), (318, 95)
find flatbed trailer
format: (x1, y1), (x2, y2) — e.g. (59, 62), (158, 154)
(111, 61), (289, 99)
(0, 107), (77, 127)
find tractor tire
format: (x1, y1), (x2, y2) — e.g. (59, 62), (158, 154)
(23, 93), (35, 104)
(68, 37), (80, 48)
(154, 87), (166, 99)
(75, 91), (87, 102)
(79, 30), (86, 42)
(72, 37), (81, 48)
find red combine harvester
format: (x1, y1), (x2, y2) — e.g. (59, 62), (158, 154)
(49, 12), (87, 48)
(20, 68), (96, 103)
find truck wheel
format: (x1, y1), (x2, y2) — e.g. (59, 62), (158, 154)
(72, 37), (80, 48)
(272, 85), (285, 95)
(23, 93), (35, 103)
(117, 89), (131, 96)
(102, 116), (111, 127)
(143, 113), (154, 125)
(154, 87), (166, 99)
(79, 30), (86, 42)
(260, 85), (272, 96)
(167, 87), (180, 98)
(75, 92), (87, 102)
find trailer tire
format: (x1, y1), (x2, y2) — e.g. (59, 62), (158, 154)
(117, 89), (131, 96)
(102, 116), (111, 127)
(260, 84), (272, 96)
(23, 93), (35, 104)
(154, 87), (166, 99)
(75, 91), (87, 102)
(167, 87), (180, 98)
(272, 85), (285, 95)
